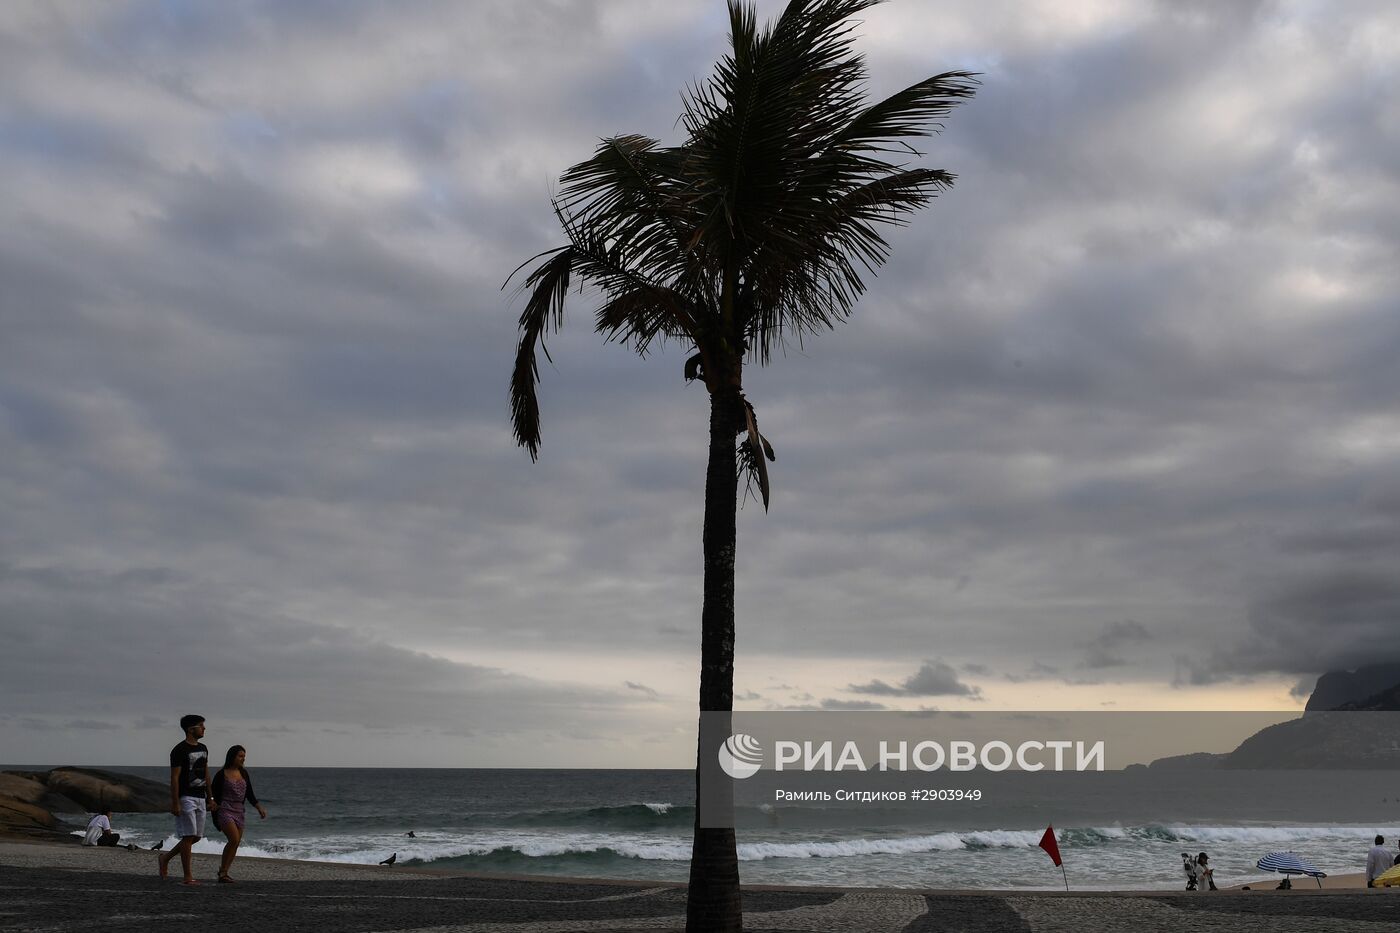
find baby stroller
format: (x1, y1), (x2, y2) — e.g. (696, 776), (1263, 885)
(1182, 852), (1199, 890)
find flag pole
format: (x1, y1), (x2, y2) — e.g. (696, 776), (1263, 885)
(1038, 824), (1067, 891)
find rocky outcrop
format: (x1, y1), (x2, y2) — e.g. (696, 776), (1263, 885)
(1222, 711), (1400, 769)
(1145, 751), (1225, 770)
(0, 767), (169, 840)
(0, 774), (71, 840)
(1335, 681), (1400, 712)
(1305, 663), (1400, 711)
(0, 796), (61, 838)
(1178, 665), (1400, 769)
(31, 768), (168, 813)
(0, 772), (83, 814)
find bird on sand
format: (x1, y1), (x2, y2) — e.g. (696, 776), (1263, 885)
(379, 853), (397, 866)
(149, 841), (163, 851)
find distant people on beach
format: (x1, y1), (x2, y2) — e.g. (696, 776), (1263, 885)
(1195, 852), (1216, 891)
(1181, 851), (1198, 890)
(158, 714), (214, 886)
(1366, 834), (1389, 888)
(82, 809), (119, 847)
(211, 744), (268, 884)
(1181, 851), (1216, 891)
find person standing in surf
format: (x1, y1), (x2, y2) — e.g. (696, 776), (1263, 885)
(159, 714), (215, 885)
(211, 744), (268, 883)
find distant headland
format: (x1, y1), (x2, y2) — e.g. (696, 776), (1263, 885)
(1135, 663), (1400, 771)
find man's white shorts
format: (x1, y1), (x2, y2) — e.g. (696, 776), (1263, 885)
(175, 796), (206, 838)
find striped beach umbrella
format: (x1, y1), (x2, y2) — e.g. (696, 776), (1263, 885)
(1256, 851), (1327, 888)
(1374, 864), (1400, 888)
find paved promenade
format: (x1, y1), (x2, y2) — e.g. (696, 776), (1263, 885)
(1, 844), (1397, 932)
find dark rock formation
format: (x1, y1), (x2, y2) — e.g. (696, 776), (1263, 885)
(1145, 751), (1225, 770)
(0, 774), (70, 840)
(0, 772), (83, 814)
(1179, 665), (1400, 769)
(1223, 711), (1400, 769)
(0, 796), (61, 838)
(0, 767), (169, 840)
(1305, 663), (1400, 711)
(1335, 681), (1400, 712)
(36, 768), (168, 812)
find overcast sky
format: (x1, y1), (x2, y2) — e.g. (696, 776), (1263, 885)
(2, 0), (1397, 767)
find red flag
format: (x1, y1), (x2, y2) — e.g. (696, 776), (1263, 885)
(1038, 825), (1062, 867)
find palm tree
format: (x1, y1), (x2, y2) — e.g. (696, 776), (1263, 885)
(508, 1), (974, 928)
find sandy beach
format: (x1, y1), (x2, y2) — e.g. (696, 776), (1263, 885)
(3, 839), (1397, 932)
(1224, 872), (1367, 891)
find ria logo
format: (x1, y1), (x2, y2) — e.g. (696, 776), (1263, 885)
(718, 733), (763, 779)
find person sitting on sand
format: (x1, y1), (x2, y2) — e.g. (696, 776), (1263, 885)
(1195, 852), (1217, 891)
(1366, 834), (1389, 888)
(210, 744), (268, 884)
(82, 809), (119, 847)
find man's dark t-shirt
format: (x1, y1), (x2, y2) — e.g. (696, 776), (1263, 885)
(169, 742), (209, 799)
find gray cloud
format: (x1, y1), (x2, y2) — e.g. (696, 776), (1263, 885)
(1080, 620), (1152, 670)
(820, 699), (888, 711)
(1005, 662), (1063, 684)
(1082, 648), (1129, 671)
(849, 661), (982, 698)
(0, 562), (632, 738)
(1100, 621), (1151, 648)
(62, 720), (118, 731)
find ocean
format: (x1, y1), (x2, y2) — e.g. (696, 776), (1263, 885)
(33, 767), (1400, 890)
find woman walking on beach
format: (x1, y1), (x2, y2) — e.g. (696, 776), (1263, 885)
(211, 745), (267, 883)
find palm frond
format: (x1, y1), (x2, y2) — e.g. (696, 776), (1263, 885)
(558, 136), (695, 259)
(740, 399), (774, 510)
(738, 166), (957, 361)
(553, 203), (707, 340)
(681, 0), (881, 250)
(835, 168), (955, 236)
(509, 248), (574, 461)
(832, 71), (979, 153)
(595, 286), (699, 357)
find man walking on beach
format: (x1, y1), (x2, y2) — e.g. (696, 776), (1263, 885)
(1365, 834), (1389, 888)
(158, 715), (216, 885)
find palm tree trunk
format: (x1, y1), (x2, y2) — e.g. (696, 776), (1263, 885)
(686, 386), (743, 932)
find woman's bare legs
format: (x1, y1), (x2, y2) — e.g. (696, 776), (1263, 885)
(217, 820), (242, 880)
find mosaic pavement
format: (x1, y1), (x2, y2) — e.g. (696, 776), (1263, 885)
(1, 851), (1398, 932)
